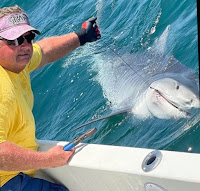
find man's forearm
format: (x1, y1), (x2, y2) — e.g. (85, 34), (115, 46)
(0, 141), (52, 171)
(0, 141), (73, 171)
(36, 32), (80, 68)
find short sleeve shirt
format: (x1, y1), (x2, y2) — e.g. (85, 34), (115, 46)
(0, 43), (42, 186)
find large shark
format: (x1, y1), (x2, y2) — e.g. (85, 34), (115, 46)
(91, 26), (200, 120)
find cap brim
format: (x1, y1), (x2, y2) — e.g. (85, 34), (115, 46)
(0, 24), (40, 40)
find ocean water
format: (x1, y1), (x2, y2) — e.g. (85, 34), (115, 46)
(1, 0), (199, 153)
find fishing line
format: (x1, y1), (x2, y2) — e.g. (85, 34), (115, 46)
(93, 0), (163, 89)
(99, 40), (151, 87)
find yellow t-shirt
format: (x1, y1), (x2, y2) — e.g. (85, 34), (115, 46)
(0, 43), (42, 186)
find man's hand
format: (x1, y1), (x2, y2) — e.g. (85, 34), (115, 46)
(47, 145), (75, 168)
(75, 17), (101, 46)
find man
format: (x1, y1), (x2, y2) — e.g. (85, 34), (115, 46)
(0, 5), (101, 191)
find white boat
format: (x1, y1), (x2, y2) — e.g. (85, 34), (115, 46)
(36, 140), (200, 191)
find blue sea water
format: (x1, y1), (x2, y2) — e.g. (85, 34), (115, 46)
(1, 0), (199, 153)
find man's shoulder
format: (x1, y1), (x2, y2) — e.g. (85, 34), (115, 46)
(27, 43), (42, 72)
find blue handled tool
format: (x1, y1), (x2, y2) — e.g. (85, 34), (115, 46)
(63, 127), (97, 151)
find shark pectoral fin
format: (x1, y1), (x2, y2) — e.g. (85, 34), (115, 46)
(71, 108), (132, 132)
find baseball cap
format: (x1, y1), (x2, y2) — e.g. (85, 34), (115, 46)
(0, 13), (40, 40)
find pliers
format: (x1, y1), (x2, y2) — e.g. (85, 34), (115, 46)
(63, 127), (97, 151)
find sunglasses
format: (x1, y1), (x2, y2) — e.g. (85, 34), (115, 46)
(0, 32), (35, 46)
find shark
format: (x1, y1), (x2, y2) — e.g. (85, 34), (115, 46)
(91, 26), (200, 120)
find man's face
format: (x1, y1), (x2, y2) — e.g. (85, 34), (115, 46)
(0, 32), (33, 73)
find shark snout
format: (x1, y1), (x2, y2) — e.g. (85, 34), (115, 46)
(171, 94), (200, 110)
(191, 96), (200, 108)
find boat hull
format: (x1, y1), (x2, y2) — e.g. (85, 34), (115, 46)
(37, 140), (200, 191)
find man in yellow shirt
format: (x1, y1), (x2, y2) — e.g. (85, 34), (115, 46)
(0, 5), (101, 191)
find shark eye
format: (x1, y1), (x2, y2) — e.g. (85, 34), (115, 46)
(176, 85), (180, 90)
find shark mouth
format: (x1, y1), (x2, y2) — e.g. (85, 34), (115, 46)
(150, 87), (190, 116)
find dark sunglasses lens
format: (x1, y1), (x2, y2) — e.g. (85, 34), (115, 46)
(24, 33), (35, 43)
(17, 36), (25, 46)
